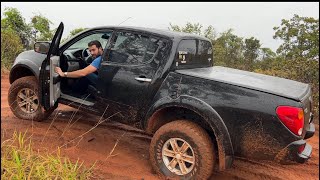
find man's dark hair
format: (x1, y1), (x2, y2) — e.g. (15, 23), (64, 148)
(88, 40), (102, 48)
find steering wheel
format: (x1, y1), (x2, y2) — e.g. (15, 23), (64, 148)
(81, 48), (93, 64)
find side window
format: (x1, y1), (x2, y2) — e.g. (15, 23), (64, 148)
(198, 40), (212, 56)
(107, 31), (161, 64)
(176, 39), (196, 65)
(68, 32), (112, 50)
(176, 39), (213, 68)
(198, 40), (213, 66)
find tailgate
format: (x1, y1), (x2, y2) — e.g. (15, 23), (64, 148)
(300, 87), (314, 137)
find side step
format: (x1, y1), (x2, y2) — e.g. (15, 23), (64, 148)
(60, 93), (95, 106)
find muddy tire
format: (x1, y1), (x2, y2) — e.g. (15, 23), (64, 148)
(8, 76), (53, 121)
(149, 120), (215, 179)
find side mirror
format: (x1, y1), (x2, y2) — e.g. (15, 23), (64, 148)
(34, 42), (50, 54)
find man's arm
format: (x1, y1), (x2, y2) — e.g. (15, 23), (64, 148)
(55, 65), (97, 78)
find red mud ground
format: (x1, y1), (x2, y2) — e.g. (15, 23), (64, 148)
(1, 72), (319, 179)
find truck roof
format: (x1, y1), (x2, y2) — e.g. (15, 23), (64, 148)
(88, 25), (211, 41)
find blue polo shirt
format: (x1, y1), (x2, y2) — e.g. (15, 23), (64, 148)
(90, 56), (102, 69)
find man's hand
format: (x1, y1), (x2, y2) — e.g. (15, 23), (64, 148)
(55, 67), (64, 77)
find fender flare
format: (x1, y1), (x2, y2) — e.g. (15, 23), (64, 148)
(9, 61), (39, 84)
(144, 95), (234, 170)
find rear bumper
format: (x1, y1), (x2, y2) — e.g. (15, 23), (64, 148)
(277, 122), (315, 163)
(284, 139), (312, 163)
(304, 118), (315, 140)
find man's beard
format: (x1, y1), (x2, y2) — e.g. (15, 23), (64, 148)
(92, 52), (101, 59)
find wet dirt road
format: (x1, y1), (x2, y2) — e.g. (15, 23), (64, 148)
(1, 73), (319, 179)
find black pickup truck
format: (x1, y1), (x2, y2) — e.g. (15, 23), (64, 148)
(8, 22), (315, 179)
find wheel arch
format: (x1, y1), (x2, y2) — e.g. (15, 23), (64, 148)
(143, 95), (234, 170)
(9, 64), (38, 84)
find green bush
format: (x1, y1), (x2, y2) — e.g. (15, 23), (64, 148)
(1, 29), (24, 70)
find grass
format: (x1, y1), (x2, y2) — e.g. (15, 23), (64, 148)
(1, 130), (96, 179)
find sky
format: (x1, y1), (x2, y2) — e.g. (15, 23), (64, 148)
(1, 2), (319, 52)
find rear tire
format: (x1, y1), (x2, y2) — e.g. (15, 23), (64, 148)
(8, 76), (53, 121)
(149, 120), (215, 179)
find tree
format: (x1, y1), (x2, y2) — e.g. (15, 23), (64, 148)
(243, 37), (261, 70)
(169, 22), (203, 35)
(203, 25), (217, 41)
(30, 13), (53, 41)
(1, 7), (31, 48)
(214, 29), (244, 68)
(273, 14), (319, 60)
(69, 27), (87, 37)
(1, 29), (23, 69)
(260, 47), (276, 61)
(169, 22), (217, 41)
(61, 27), (87, 43)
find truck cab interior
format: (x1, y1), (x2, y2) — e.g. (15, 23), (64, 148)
(58, 31), (112, 102)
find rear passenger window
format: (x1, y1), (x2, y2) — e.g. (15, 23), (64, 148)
(198, 40), (213, 63)
(176, 39), (213, 69)
(176, 39), (196, 65)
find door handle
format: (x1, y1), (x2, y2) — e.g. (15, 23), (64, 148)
(135, 77), (152, 82)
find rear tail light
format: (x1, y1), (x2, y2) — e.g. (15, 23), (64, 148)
(276, 106), (304, 136)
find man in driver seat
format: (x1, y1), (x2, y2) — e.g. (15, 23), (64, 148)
(55, 40), (103, 87)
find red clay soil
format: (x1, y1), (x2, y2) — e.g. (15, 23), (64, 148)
(1, 72), (319, 180)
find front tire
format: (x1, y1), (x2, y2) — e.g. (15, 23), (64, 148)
(149, 120), (215, 179)
(8, 76), (53, 121)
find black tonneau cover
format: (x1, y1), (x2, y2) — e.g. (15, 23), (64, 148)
(176, 66), (310, 101)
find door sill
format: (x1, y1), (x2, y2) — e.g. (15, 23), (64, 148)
(60, 93), (95, 106)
